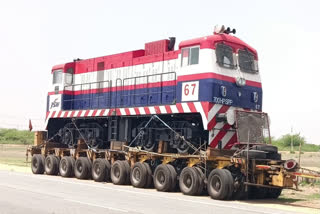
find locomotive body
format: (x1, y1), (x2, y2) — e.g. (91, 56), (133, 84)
(46, 27), (262, 152)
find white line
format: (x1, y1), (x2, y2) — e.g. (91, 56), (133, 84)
(64, 199), (128, 213)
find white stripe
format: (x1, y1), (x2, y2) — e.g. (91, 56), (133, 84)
(120, 108), (126, 115)
(159, 106), (167, 114)
(221, 132), (235, 149)
(139, 107), (146, 115)
(96, 109), (102, 116)
(181, 103), (191, 112)
(47, 111), (54, 119)
(73, 110), (79, 117)
(149, 107), (156, 114)
(208, 104), (223, 122)
(208, 122), (224, 144)
(194, 102), (208, 129)
(103, 109), (109, 116)
(170, 105), (179, 113)
(67, 111), (73, 117)
(87, 110), (94, 117)
(81, 111), (86, 117)
(129, 108), (136, 115)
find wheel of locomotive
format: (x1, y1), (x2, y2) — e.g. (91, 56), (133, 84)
(130, 162), (148, 188)
(266, 188), (282, 199)
(222, 169), (235, 200)
(142, 162), (153, 188)
(59, 156), (74, 177)
(207, 169), (229, 200)
(154, 164), (172, 192)
(194, 167), (205, 195)
(92, 158), (108, 182)
(31, 154), (45, 174)
(179, 167), (200, 195)
(111, 160), (127, 185)
(143, 140), (156, 152)
(74, 157), (91, 179)
(166, 164), (177, 191)
(45, 155), (59, 175)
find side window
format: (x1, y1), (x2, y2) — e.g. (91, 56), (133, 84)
(216, 43), (235, 69)
(181, 46), (200, 67)
(65, 68), (73, 85)
(238, 49), (258, 73)
(52, 70), (62, 84)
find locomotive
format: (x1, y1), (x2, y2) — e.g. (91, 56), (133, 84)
(46, 25), (262, 153)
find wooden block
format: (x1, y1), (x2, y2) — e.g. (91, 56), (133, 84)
(157, 141), (167, 154)
(34, 131), (46, 146)
(110, 141), (127, 151)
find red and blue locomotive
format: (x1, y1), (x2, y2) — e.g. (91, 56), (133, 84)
(46, 26), (262, 153)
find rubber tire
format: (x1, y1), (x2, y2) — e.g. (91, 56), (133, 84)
(122, 160), (131, 185)
(130, 162), (148, 188)
(252, 145), (278, 153)
(31, 154), (45, 174)
(101, 159), (111, 182)
(142, 162), (153, 188)
(207, 169), (229, 200)
(154, 164), (172, 192)
(75, 157), (91, 179)
(266, 188), (282, 199)
(179, 167), (200, 196)
(111, 160), (127, 185)
(194, 167), (205, 195)
(59, 156), (74, 177)
(267, 153), (281, 160)
(222, 169), (234, 200)
(166, 164), (177, 192)
(45, 155), (59, 175)
(240, 150), (267, 159)
(92, 158), (108, 182)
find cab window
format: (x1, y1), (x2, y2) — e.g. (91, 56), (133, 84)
(65, 68), (74, 85)
(216, 43), (235, 69)
(52, 70), (62, 84)
(238, 49), (258, 73)
(181, 46), (200, 67)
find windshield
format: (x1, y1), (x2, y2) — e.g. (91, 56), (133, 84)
(215, 43), (235, 69)
(238, 49), (258, 73)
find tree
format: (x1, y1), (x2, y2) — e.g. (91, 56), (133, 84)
(277, 133), (306, 147)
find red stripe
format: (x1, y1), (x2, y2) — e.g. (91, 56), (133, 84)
(116, 109), (121, 115)
(134, 107), (140, 115)
(144, 107), (150, 115)
(125, 108), (130, 115)
(46, 112), (50, 120)
(187, 102), (197, 112)
(209, 124), (231, 148)
(177, 73), (262, 88)
(165, 105), (172, 114)
(57, 111), (63, 118)
(63, 111), (69, 117)
(108, 109), (114, 116)
(84, 110), (90, 117)
(51, 111), (56, 118)
(77, 110), (83, 117)
(99, 109), (106, 116)
(92, 110), (98, 117)
(176, 103), (184, 113)
(154, 106), (161, 114)
(70, 111), (76, 118)
(201, 102), (211, 119)
(223, 134), (237, 149)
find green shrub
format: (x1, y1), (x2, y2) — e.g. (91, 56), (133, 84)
(0, 129), (33, 145)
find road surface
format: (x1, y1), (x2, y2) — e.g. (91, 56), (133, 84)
(0, 170), (302, 214)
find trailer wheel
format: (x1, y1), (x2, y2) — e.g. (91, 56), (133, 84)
(207, 169), (229, 200)
(266, 188), (282, 199)
(45, 155), (59, 175)
(142, 162), (153, 188)
(92, 158), (108, 182)
(59, 156), (74, 177)
(31, 154), (45, 174)
(75, 157), (91, 179)
(130, 162), (147, 188)
(154, 164), (172, 192)
(111, 160), (127, 185)
(101, 159), (111, 182)
(252, 145), (278, 153)
(122, 160), (131, 185)
(166, 164), (177, 191)
(194, 167), (205, 195)
(240, 150), (267, 159)
(222, 169), (234, 200)
(179, 167), (200, 195)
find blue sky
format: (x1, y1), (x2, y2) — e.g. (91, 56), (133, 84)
(0, 0), (319, 144)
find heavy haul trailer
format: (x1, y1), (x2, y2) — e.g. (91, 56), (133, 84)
(28, 25), (320, 200)
(28, 110), (318, 200)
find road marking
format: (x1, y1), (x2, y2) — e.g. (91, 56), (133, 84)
(64, 199), (128, 213)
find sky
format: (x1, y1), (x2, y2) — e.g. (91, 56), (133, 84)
(0, 0), (319, 144)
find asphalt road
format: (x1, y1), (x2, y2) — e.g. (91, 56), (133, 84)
(0, 170), (300, 214)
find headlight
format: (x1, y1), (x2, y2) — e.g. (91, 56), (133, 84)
(235, 76), (246, 87)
